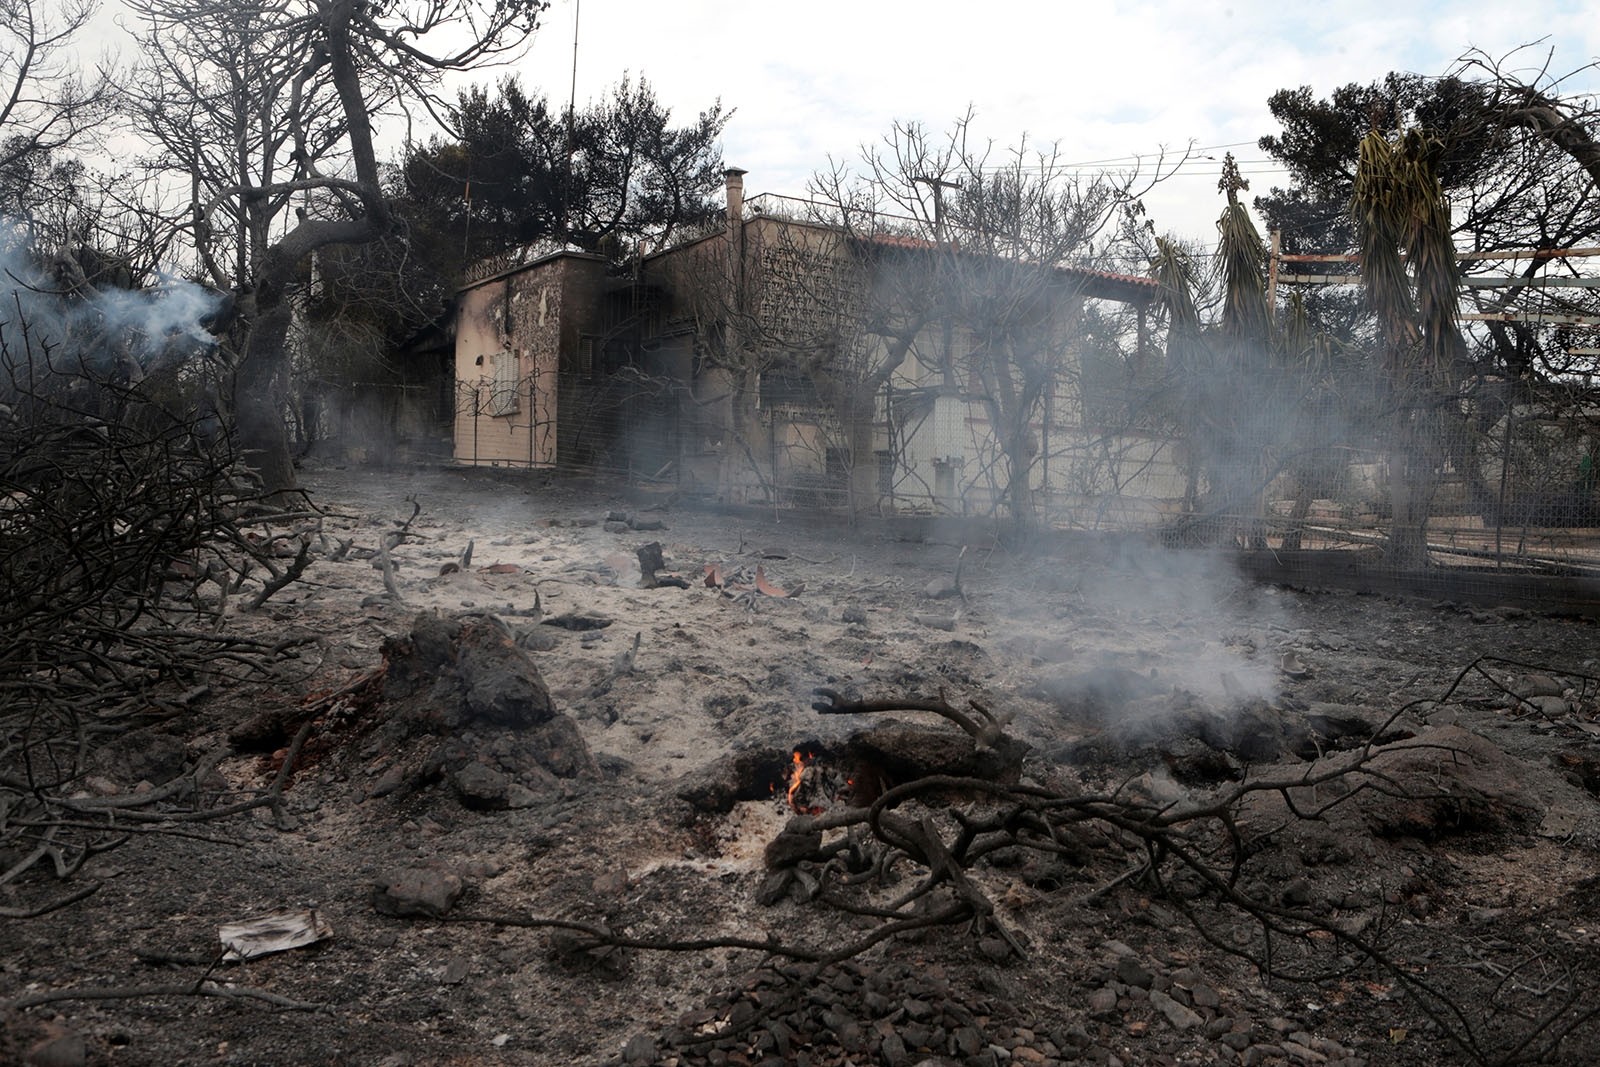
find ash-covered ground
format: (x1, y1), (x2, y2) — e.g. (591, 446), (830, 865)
(5, 461), (1600, 1067)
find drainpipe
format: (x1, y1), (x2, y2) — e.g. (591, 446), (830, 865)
(722, 167), (747, 502)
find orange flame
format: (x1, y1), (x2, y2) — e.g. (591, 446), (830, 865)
(786, 751), (808, 810)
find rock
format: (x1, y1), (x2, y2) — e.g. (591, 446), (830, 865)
(26, 1031), (86, 1067)
(1282, 1039), (1329, 1064)
(1281, 877), (1314, 906)
(1113, 956), (1154, 989)
(1054, 1024), (1092, 1051)
(514, 628), (559, 652)
(373, 867), (464, 918)
(1170, 966), (1202, 989)
(954, 1026), (986, 1056)
(1088, 987), (1120, 1018)
(978, 936), (1011, 961)
(1149, 989), (1203, 1030)
(1519, 673), (1566, 698)
(369, 763), (409, 799)
(452, 762), (537, 810)
(755, 869), (793, 906)
(1526, 695), (1570, 717)
(622, 1034), (658, 1065)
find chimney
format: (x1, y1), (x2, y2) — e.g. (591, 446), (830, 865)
(724, 168), (747, 233)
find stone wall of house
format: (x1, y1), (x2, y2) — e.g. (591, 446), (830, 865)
(452, 253), (608, 469)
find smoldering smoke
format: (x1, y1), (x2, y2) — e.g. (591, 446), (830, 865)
(0, 217), (223, 383)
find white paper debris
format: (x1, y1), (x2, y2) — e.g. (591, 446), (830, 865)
(218, 908), (333, 961)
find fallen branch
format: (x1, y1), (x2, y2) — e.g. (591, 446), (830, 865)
(4, 980), (325, 1013)
(0, 881), (101, 919)
(811, 687), (1011, 749)
(248, 536), (315, 611)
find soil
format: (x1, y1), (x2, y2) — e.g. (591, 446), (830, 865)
(5, 461), (1600, 1067)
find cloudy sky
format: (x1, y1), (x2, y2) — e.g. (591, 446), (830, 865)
(504, 0), (1600, 246)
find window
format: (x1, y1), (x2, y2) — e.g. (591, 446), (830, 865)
(485, 349), (521, 416)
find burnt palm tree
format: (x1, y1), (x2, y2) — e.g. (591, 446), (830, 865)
(1352, 127), (1464, 567)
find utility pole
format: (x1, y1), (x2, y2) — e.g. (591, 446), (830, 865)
(912, 175), (961, 391)
(1267, 228), (1281, 324)
(560, 0), (580, 246)
(912, 174), (960, 245)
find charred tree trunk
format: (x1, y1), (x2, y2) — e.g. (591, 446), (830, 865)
(232, 300), (297, 497)
(1386, 403), (1438, 569)
(716, 367), (767, 505)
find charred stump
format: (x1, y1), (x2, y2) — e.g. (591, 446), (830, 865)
(372, 612), (597, 807)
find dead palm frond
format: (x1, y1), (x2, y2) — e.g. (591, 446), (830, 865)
(1351, 124), (1463, 567)
(1150, 236), (1201, 336)
(1352, 129), (1422, 373)
(1215, 154), (1271, 350)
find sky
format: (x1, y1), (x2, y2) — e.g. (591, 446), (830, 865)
(497, 0), (1600, 247)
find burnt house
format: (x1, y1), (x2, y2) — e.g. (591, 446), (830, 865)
(453, 248), (685, 473)
(453, 170), (1183, 522)
(632, 170), (1179, 518)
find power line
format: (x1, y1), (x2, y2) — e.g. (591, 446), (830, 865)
(953, 143), (1272, 176)
(1056, 140), (1260, 169)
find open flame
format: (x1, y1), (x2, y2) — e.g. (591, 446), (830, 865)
(785, 750), (823, 815)
(786, 750), (808, 809)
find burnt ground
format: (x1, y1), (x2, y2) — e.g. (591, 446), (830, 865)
(5, 461), (1600, 1067)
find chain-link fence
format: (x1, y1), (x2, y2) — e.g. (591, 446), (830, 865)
(446, 347), (1600, 608)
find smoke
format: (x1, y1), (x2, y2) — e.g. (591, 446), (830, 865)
(1070, 540), (1285, 707)
(0, 216), (222, 386)
(96, 275), (222, 351)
